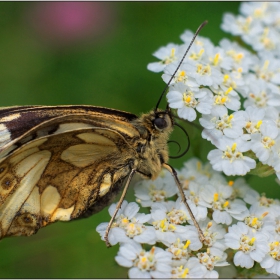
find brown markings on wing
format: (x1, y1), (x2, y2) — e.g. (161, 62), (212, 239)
(0, 112), (140, 161)
(0, 105), (137, 143)
(0, 127), (137, 239)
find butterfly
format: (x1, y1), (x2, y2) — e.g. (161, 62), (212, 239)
(0, 21), (207, 246)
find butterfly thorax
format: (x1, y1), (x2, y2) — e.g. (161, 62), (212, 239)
(131, 110), (174, 180)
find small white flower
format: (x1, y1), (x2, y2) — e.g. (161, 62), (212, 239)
(200, 183), (249, 225)
(167, 82), (213, 121)
(247, 193), (280, 218)
(205, 46), (233, 71)
(208, 136), (256, 176)
(182, 181), (208, 221)
(219, 38), (256, 73)
(221, 70), (246, 95)
(115, 242), (173, 278)
(221, 13), (263, 41)
(197, 249), (229, 278)
(150, 200), (197, 246)
(96, 201), (156, 245)
(261, 238), (280, 277)
(171, 257), (208, 278)
(244, 204), (275, 239)
(229, 177), (253, 200)
(199, 219), (227, 253)
(134, 176), (177, 207)
(147, 43), (183, 73)
(244, 78), (280, 109)
(200, 110), (246, 146)
(162, 62), (199, 87)
(178, 158), (216, 186)
(180, 29), (214, 48)
(167, 238), (192, 265)
(184, 60), (223, 88)
(211, 86), (241, 115)
(225, 222), (269, 269)
(251, 55), (280, 87)
(250, 120), (278, 164)
(243, 106), (266, 134)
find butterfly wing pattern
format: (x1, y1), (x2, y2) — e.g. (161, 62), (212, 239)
(0, 105), (173, 239)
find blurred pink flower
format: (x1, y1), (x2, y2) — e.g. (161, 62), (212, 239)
(28, 2), (115, 47)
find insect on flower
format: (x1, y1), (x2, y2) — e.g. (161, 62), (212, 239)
(0, 21), (208, 246)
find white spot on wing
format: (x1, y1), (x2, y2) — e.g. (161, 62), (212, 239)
(0, 151), (51, 235)
(99, 173), (111, 197)
(9, 138), (48, 167)
(77, 133), (116, 146)
(14, 150), (51, 177)
(21, 186), (40, 215)
(0, 144), (17, 162)
(54, 123), (93, 134)
(0, 113), (20, 122)
(61, 143), (116, 168)
(41, 185), (61, 217)
(51, 205), (74, 221)
(0, 124), (11, 147)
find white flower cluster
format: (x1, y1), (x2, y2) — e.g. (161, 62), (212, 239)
(97, 158), (280, 278)
(147, 2), (280, 178)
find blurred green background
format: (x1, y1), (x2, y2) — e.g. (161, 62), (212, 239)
(0, 2), (278, 278)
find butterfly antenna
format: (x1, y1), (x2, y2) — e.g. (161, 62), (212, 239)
(169, 122), (190, 159)
(154, 20), (208, 112)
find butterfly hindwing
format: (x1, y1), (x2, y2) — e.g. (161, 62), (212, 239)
(0, 125), (136, 239)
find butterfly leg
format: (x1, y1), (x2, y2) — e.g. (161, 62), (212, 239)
(162, 163), (205, 243)
(104, 168), (136, 247)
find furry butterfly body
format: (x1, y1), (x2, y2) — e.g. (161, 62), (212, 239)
(0, 105), (173, 239)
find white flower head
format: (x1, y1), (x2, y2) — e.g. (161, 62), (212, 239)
(179, 157), (217, 184)
(199, 218), (227, 252)
(205, 46), (233, 71)
(162, 62), (199, 87)
(150, 200), (198, 246)
(251, 54), (280, 86)
(200, 110), (246, 146)
(225, 222), (269, 269)
(200, 183), (249, 225)
(221, 13), (263, 40)
(96, 201), (156, 245)
(220, 38), (257, 73)
(211, 86), (241, 116)
(197, 249), (229, 278)
(184, 60), (223, 89)
(167, 82), (213, 121)
(147, 43), (184, 73)
(181, 181), (208, 221)
(134, 176), (177, 207)
(244, 78), (280, 109)
(208, 136), (256, 176)
(261, 237), (280, 277)
(250, 120), (278, 164)
(115, 242), (173, 278)
(171, 257), (208, 278)
(228, 177), (253, 200)
(167, 238), (192, 265)
(221, 70), (246, 96)
(180, 29), (214, 52)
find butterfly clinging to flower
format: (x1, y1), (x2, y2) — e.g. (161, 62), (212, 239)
(0, 21), (208, 246)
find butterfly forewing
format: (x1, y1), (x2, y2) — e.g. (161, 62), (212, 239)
(0, 105), (138, 156)
(0, 108), (140, 239)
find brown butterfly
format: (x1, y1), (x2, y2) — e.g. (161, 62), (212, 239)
(0, 22), (207, 246)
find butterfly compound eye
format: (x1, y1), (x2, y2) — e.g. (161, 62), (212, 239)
(154, 117), (167, 130)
